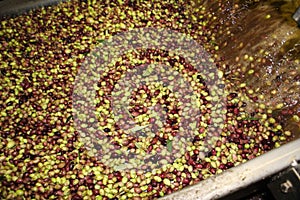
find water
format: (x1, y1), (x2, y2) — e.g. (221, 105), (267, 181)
(200, 0), (300, 137)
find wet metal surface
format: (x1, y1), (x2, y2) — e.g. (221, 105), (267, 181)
(0, 0), (65, 17)
(293, 6), (300, 26)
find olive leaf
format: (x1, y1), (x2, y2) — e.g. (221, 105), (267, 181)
(125, 109), (133, 119)
(142, 67), (154, 77)
(243, 117), (259, 121)
(135, 142), (142, 149)
(114, 163), (134, 171)
(66, 115), (73, 123)
(190, 121), (197, 130)
(76, 150), (81, 165)
(116, 104), (133, 119)
(96, 39), (105, 43)
(167, 139), (173, 152)
(129, 125), (149, 133)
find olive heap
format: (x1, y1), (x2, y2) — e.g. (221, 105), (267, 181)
(0, 0), (298, 200)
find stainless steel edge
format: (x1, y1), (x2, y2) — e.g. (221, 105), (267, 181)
(0, 0), (67, 17)
(160, 138), (300, 200)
